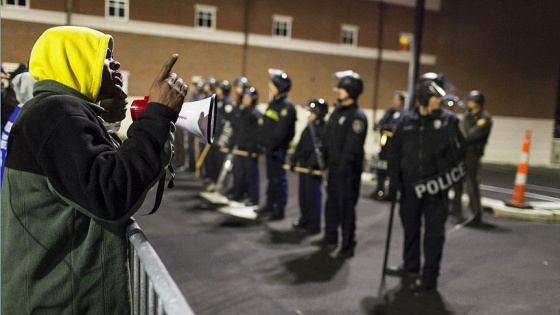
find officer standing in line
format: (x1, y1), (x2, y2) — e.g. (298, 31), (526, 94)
(317, 71), (368, 259)
(233, 76), (251, 105)
(372, 92), (405, 200)
(204, 80), (234, 191)
(386, 73), (466, 291)
(290, 98), (328, 234)
(230, 87), (263, 206)
(256, 69), (297, 221)
(451, 90), (492, 224)
(198, 77), (217, 183)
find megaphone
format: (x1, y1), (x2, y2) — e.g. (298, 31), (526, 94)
(130, 94), (217, 144)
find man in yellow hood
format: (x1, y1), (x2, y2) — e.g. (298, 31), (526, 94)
(2, 26), (188, 314)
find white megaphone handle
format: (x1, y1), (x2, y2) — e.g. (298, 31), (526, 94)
(175, 94), (216, 144)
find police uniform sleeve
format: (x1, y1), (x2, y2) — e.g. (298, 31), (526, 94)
(449, 114), (467, 161)
(339, 113), (367, 168)
(463, 113), (492, 145)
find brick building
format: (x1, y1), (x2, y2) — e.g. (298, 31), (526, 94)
(2, 0), (560, 165)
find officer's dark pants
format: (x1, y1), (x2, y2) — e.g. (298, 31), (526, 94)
(204, 145), (223, 183)
(399, 186), (448, 284)
(265, 148), (288, 215)
(297, 173), (322, 230)
(465, 149), (483, 221)
(450, 179), (464, 217)
(232, 155), (260, 205)
(324, 162), (362, 250)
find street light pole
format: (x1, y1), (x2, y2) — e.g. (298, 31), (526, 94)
(405, 0), (425, 110)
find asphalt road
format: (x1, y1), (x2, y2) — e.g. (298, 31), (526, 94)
(134, 162), (560, 315)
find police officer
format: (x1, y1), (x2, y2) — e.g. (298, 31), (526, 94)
(215, 80), (235, 146)
(204, 80), (235, 190)
(386, 73), (466, 290)
(257, 69), (297, 221)
(233, 76), (251, 106)
(451, 90), (492, 224)
(290, 98), (328, 234)
(230, 87), (263, 206)
(318, 71), (368, 259)
(198, 76), (217, 183)
(372, 92), (405, 200)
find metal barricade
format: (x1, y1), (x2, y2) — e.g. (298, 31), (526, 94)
(127, 219), (195, 315)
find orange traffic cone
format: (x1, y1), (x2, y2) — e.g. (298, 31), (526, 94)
(506, 129), (533, 208)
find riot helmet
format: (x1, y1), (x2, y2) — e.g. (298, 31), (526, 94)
(217, 80), (231, 96)
(242, 86), (259, 107)
(415, 72), (454, 107)
(307, 98), (329, 121)
(234, 76), (251, 90)
(202, 76), (216, 92)
(334, 70), (363, 100)
(464, 90), (485, 107)
(417, 72), (455, 93)
(268, 68), (291, 94)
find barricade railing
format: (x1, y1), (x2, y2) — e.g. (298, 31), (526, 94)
(127, 219), (195, 315)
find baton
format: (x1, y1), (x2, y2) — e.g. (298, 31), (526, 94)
(195, 143), (212, 178)
(218, 146), (259, 158)
(282, 164), (322, 176)
(378, 198), (397, 296)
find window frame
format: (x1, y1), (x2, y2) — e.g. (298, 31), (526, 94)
(341, 24), (359, 47)
(272, 14), (293, 39)
(1, 0), (29, 9)
(105, 0), (129, 21)
(194, 4), (217, 30)
(399, 32), (413, 51)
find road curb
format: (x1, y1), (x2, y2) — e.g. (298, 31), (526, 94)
(483, 197), (560, 223)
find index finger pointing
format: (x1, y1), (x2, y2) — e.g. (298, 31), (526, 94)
(157, 54), (179, 82)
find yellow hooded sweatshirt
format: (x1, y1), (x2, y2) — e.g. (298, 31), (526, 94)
(29, 26), (112, 102)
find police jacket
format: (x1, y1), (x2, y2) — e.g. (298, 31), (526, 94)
(324, 102), (368, 167)
(462, 109), (492, 156)
(387, 107), (466, 187)
(375, 107), (402, 133)
(291, 121), (326, 169)
(375, 107), (403, 159)
(230, 104), (263, 153)
(215, 95), (235, 146)
(215, 95), (233, 135)
(261, 95), (297, 152)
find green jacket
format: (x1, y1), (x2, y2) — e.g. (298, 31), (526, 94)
(2, 26), (177, 314)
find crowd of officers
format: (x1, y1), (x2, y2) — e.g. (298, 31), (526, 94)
(181, 69), (492, 291)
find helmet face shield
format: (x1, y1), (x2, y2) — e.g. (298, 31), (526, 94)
(430, 81), (446, 98)
(415, 72), (455, 107)
(418, 72), (456, 93)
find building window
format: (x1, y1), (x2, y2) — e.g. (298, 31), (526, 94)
(106, 0), (128, 20)
(195, 4), (217, 30)
(341, 24), (358, 46)
(273, 15), (292, 38)
(399, 32), (413, 51)
(2, 0), (28, 8)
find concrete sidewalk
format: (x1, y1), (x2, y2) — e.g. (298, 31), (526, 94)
(484, 198), (560, 222)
